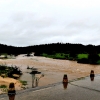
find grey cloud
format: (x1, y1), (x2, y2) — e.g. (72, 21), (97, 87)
(11, 13), (55, 28)
(0, 0), (100, 46)
(67, 19), (99, 30)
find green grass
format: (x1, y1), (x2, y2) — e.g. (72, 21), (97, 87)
(20, 80), (27, 86)
(42, 53), (68, 59)
(42, 53), (89, 60)
(42, 53), (48, 57)
(0, 85), (7, 88)
(42, 53), (100, 64)
(77, 54), (88, 59)
(53, 53), (66, 59)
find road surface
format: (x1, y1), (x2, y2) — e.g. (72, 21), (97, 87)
(0, 75), (100, 100)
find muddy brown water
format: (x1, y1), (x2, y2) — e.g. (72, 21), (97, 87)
(1, 55), (100, 88)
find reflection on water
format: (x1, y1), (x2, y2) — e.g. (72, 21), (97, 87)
(90, 70), (95, 81)
(62, 82), (68, 89)
(17, 68), (33, 88)
(19, 72), (32, 88)
(90, 77), (94, 81)
(18, 68), (44, 88)
(69, 75), (100, 94)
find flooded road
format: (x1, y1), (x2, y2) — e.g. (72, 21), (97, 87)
(1, 55), (100, 90)
(70, 74), (100, 92)
(1, 75), (100, 100)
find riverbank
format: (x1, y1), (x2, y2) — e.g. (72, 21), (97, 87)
(0, 54), (100, 94)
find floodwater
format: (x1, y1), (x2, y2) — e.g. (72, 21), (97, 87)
(70, 74), (100, 92)
(1, 54), (100, 90)
(15, 55), (100, 88)
(1, 75), (100, 100)
(19, 68), (43, 88)
(12, 75), (100, 100)
(19, 68), (34, 88)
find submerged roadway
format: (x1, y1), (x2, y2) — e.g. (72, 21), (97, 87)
(0, 75), (100, 100)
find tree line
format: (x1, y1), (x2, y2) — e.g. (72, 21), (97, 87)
(0, 43), (100, 64)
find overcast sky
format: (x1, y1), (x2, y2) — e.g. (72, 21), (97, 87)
(0, 0), (100, 47)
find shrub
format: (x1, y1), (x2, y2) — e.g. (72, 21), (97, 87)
(77, 58), (89, 64)
(0, 85), (7, 88)
(20, 80), (27, 86)
(77, 54), (88, 59)
(88, 53), (100, 64)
